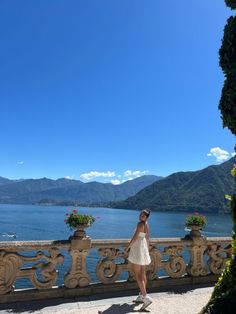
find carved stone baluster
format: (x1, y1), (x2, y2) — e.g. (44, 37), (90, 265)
(162, 246), (186, 278)
(64, 235), (91, 288)
(183, 229), (208, 276)
(97, 248), (127, 284)
(29, 248), (64, 289)
(0, 251), (22, 295)
(207, 243), (232, 274)
(145, 245), (162, 281)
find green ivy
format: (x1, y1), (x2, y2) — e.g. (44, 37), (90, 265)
(200, 192), (236, 313)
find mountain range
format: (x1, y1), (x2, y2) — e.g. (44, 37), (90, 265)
(0, 175), (161, 205)
(111, 157), (235, 213)
(0, 158), (234, 213)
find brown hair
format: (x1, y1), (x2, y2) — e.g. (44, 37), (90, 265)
(141, 208), (151, 218)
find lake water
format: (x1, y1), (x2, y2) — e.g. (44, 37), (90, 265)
(0, 204), (233, 288)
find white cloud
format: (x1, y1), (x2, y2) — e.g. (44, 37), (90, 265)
(207, 147), (230, 162)
(110, 169), (150, 184)
(80, 169), (150, 184)
(16, 161), (24, 165)
(65, 175), (74, 180)
(123, 170), (132, 177)
(232, 152), (236, 157)
(111, 179), (121, 185)
(80, 171), (116, 181)
(123, 170), (149, 178)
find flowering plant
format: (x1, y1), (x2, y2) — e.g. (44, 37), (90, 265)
(64, 209), (96, 229)
(185, 212), (207, 229)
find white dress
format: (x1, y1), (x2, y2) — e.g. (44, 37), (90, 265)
(128, 231), (151, 265)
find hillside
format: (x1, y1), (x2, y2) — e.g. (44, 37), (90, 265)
(0, 175), (161, 204)
(111, 158), (235, 213)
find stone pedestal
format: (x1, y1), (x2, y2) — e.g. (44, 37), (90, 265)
(64, 226), (91, 288)
(183, 225), (208, 276)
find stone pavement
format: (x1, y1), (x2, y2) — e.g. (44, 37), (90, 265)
(0, 285), (213, 314)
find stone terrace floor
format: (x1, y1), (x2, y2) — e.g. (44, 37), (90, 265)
(0, 284), (214, 314)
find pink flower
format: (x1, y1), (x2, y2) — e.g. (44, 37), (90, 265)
(64, 219), (67, 222)
(72, 209), (77, 213)
(194, 212), (199, 215)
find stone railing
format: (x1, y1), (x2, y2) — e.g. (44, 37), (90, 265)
(0, 226), (232, 303)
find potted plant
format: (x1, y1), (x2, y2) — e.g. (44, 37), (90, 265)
(185, 212), (207, 237)
(64, 209), (96, 239)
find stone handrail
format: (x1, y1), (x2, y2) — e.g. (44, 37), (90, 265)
(0, 227), (232, 303)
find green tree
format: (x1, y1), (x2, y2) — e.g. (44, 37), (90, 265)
(225, 0), (236, 9)
(200, 1), (236, 313)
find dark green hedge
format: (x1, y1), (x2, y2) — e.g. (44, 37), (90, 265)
(219, 17), (236, 77)
(225, 0), (236, 9)
(200, 2), (236, 313)
(219, 16), (236, 136)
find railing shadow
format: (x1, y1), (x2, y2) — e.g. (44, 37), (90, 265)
(0, 299), (142, 314)
(98, 303), (149, 313)
(0, 297), (81, 313)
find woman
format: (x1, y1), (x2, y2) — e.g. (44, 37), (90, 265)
(125, 208), (152, 310)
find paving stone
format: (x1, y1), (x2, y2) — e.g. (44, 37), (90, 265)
(0, 286), (214, 314)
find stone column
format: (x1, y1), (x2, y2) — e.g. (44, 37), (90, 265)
(64, 227), (91, 288)
(183, 226), (208, 276)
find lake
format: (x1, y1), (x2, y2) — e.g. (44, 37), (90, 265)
(0, 204), (233, 288)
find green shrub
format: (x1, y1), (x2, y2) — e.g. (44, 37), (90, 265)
(64, 209), (96, 229)
(185, 212), (207, 228)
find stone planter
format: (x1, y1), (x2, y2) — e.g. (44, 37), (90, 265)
(187, 224), (203, 237)
(72, 223), (90, 239)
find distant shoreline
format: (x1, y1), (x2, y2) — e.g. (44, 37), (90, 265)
(0, 202), (231, 215)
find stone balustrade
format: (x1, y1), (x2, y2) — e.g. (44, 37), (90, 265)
(0, 227), (232, 304)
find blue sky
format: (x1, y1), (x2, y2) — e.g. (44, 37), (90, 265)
(0, 0), (235, 184)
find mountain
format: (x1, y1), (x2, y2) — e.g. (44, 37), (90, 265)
(111, 158), (235, 213)
(0, 176), (13, 186)
(0, 175), (161, 204)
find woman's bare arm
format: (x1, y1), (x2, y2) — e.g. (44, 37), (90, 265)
(145, 223), (150, 245)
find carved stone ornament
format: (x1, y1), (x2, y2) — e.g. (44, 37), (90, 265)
(0, 233), (232, 297)
(162, 246), (186, 278)
(64, 237), (92, 288)
(183, 230), (208, 276)
(0, 248), (64, 294)
(96, 247), (127, 284)
(207, 242), (232, 274)
(0, 251), (22, 294)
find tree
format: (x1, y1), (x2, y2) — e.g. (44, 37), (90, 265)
(200, 1), (236, 313)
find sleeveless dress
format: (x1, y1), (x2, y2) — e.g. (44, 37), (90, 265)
(128, 231), (151, 265)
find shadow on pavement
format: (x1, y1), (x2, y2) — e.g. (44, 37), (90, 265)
(98, 303), (151, 314)
(0, 297), (81, 313)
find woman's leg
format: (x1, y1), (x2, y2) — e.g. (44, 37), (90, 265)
(141, 265), (147, 289)
(132, 264), (147, 297)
